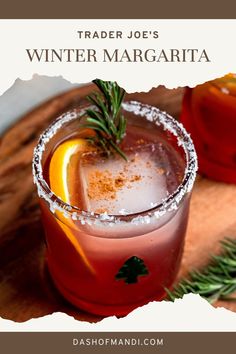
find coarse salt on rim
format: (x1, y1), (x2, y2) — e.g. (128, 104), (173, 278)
(32, 101), (198, 226)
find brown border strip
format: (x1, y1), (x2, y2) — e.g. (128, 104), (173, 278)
(1, 0), (236, 18)
(0, 332), (235, 354)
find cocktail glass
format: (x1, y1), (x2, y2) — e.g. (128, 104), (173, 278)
(181, 74), (236, 183)
(33, 100), (197, 316)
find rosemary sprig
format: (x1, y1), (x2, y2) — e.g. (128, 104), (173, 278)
(166, 238), (236, 303)
(84, 79), (127, 161)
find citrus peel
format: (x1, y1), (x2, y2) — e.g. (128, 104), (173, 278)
(49, 138), (95, 274)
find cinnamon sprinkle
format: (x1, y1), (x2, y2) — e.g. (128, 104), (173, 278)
(87, 170), (117, 201)
(130, 175), (141, 183)
(95, 207), (108, 214)
(157, 167), (165, 175)
(136, 139), (145, 145)
(86, 161), (143, 202)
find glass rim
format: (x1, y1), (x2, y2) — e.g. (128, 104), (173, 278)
(32, 101), (198, 226)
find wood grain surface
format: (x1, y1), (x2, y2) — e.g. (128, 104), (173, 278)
(0, 84), (236, 323)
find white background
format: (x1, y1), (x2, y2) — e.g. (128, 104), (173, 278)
(1, 19), (236, 331)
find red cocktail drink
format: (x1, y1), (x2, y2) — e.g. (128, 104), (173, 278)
(181, 74), (236, 183)
(33, 101), (197, 316)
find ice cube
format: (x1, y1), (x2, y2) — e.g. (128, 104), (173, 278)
(79, 144), (168, 215)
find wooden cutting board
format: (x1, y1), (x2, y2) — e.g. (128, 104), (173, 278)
(0, 84), (236, 323)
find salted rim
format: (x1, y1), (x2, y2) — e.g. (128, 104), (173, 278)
(32, 101), (198, 226)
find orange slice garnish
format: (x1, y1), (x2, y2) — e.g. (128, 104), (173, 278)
(49, 139), (87, 203)
(49, 138), (95, 274)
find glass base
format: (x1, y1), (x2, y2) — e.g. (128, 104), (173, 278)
(47, 264), (166, 317)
